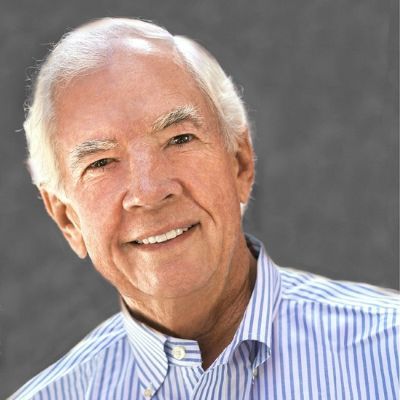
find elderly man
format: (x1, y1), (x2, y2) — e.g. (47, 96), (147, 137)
(11, 18), (399, 400)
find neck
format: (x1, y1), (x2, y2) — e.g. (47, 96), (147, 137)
(123, 240), (257, 369)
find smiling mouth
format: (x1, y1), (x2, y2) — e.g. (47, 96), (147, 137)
(133, 225), (196, 245)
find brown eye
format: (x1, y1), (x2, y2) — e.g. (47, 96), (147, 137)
(169, 134), (194, 146)
(88, 158), (112, 169)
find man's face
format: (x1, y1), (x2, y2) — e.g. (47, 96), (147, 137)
(47, 45), (254, 301)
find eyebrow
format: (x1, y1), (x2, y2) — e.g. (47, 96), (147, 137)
(69, 139), (118, 170)
(151, 105), (202, 133)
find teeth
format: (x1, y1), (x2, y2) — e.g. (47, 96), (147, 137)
(156, 234), (168, 243)
(136, 226), (191, 245)
(166, 230), (177, 240)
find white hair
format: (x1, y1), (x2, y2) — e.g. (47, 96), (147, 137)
(24, 18), (250, 194)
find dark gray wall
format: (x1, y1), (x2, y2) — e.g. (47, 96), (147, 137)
(1, 0), (398, 397)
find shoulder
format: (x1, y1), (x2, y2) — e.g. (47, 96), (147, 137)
(278, 266), (399, 313)
(274, 267), (400, 390)
(9, 313), (127, 400)
(276, 266), (399, 356)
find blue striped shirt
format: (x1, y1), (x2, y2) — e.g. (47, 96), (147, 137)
(10, 237), (400, 399)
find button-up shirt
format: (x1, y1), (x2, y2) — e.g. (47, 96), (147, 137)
(10, 237), (400, 399)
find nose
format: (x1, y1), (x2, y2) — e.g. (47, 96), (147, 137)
(122, 148), (182, 210)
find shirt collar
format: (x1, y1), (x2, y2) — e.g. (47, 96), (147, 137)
(121, 301), (204, 395)
(121, 302), (169, 395)
(214, 234), (282, 368)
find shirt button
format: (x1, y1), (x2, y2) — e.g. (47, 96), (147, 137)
(172, 345), (186, 360)
(252, 368), (258, 378)
(144, 387), (153, 398)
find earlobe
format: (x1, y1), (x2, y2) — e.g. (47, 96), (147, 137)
(40, 188), (88, 259)
(234, 130), (255, 204)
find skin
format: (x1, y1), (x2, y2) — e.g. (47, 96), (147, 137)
(41, 41), (256, 369)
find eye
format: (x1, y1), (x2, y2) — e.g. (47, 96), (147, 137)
(87, 158), (113, 170)
(168, 134), (194, 147)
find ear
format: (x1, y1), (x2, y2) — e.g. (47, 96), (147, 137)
(233, 130), (255, 204)
(40, 188), (87, 259)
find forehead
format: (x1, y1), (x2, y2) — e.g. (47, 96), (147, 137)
(53, 46), (215, 141)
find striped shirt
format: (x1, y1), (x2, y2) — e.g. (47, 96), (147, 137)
(10, 236), (400, 399)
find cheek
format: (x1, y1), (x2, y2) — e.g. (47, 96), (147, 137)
(176, 152), (242, 245)
(180, 153), (240, 205)
(74, 180), (125, 248)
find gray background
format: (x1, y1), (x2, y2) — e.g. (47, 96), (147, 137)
(1, 0), (398, 397)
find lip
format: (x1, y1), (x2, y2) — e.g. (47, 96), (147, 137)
(129, 223), (198, 250)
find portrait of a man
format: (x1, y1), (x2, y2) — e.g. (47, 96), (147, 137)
(5, 16), (398, 399)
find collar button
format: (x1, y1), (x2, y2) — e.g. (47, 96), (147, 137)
(172, 345), (186, 360)
(144, 387), (153, 398)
